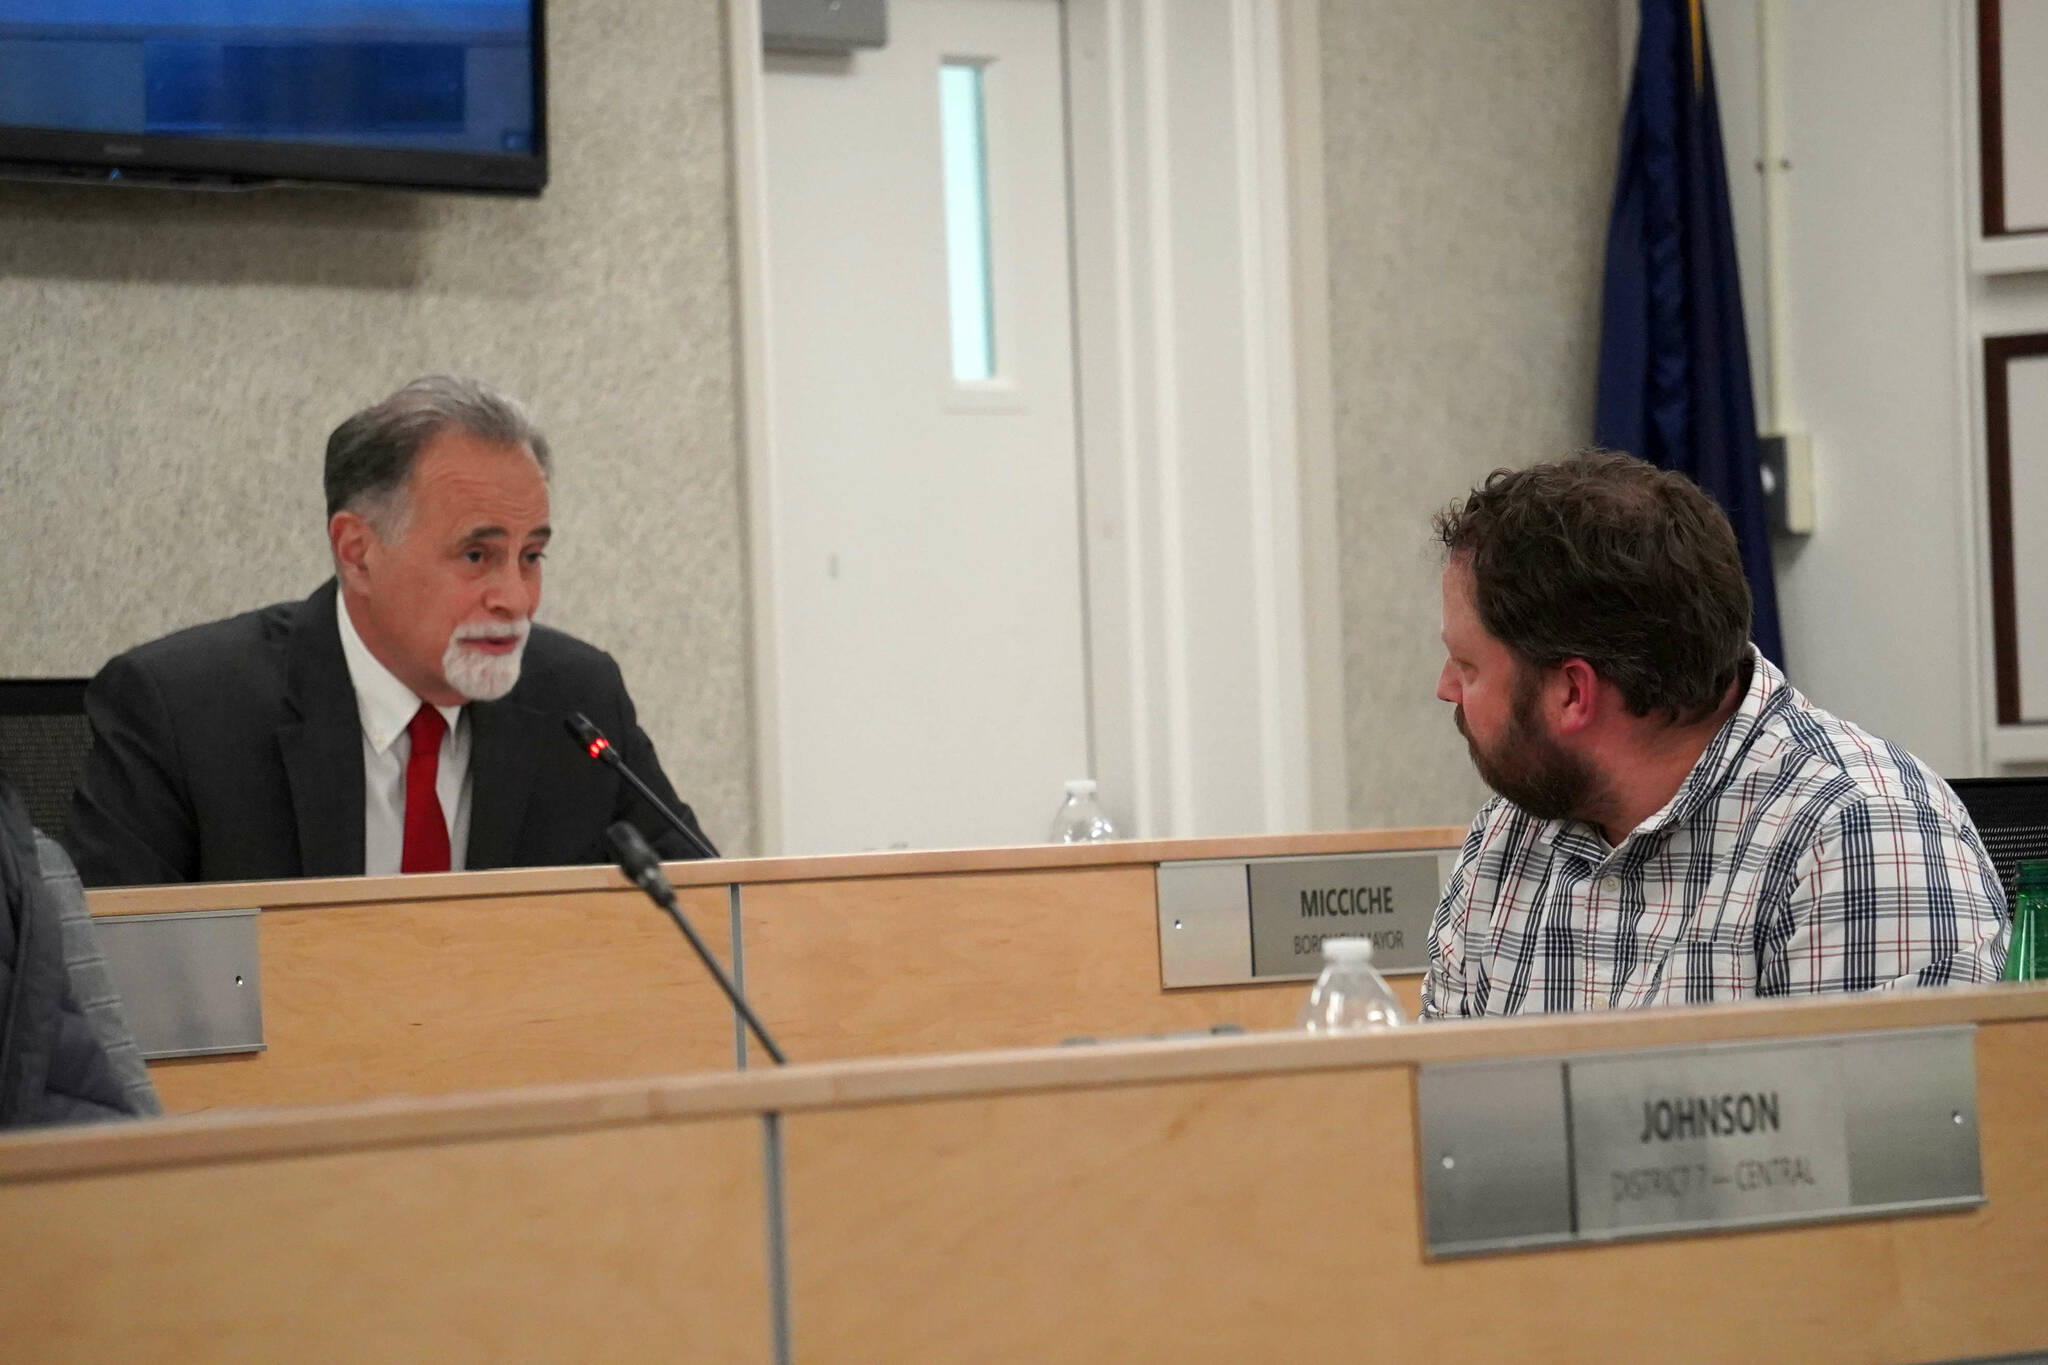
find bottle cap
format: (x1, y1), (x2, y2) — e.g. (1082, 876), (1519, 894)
(1064, 778), (1098, 797)
(1321, 937), (1375, 962)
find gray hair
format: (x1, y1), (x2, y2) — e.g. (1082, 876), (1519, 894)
(324, 375), (552, 538)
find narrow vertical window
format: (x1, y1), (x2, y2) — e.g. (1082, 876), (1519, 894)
(939, 61), (996, 382)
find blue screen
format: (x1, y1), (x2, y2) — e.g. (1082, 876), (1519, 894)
(0, 2), (534, 156)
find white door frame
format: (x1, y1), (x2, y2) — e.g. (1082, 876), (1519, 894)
(726, 0), (1346, 853)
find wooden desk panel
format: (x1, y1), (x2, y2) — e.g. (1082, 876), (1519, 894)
(95, 829), (1463, 1110)
(739, 866), (1307, 1059)
(739, 864), (1433, 1062)
(777, 1016), (2048, 1363)
(149, 885), (736, 1114)
(781, 1069), (1407, 1360)
(0, 1114), (771, 1364)
(6, 988), (2048, 1363)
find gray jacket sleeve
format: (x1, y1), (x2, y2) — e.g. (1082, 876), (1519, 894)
(36, 833), (160, 1118)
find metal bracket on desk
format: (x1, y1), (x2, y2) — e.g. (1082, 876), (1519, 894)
(95, 908), (264, 1059)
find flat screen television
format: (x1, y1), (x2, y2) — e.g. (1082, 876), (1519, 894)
(0, 1), (545, 194)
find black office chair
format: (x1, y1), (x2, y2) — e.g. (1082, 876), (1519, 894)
(0, 679), (92, 845)
(1947, 776), (2048, 915)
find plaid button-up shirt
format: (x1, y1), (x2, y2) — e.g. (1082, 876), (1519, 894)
(1421, 651), (2008, 1019)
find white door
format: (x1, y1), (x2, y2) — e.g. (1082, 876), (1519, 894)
(760, 0), (1091, 853)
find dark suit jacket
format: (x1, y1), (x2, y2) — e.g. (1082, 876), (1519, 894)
(64, 581), (714, 887)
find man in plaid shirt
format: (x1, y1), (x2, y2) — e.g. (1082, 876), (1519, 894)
(1422, 452), (2007, 1019)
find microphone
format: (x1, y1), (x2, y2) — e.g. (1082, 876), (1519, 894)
(566, 712), (719, 860)
(606, 821), (786, 1065)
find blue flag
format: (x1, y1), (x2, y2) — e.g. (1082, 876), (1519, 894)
(1595, 0), (1783, 665)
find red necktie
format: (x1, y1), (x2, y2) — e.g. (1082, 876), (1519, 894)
(401, 705), (451, 874)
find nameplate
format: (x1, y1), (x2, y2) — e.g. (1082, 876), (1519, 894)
(1247, 853), (1441, 977)
(1572, 1042), (1852, 1235)
(1156, 850), (1456, 987)
(1418, 1029), (1982, 1256)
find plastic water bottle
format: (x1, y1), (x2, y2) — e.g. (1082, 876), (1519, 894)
(1048, 778), (1118, 843)
(1297, 937), (1407, 1032)
(2004, 859), (2048, 981)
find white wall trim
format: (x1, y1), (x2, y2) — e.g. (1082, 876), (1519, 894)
(1105, 0), (1158, 836)
(1755, 0), (1798, 434)
(1064, 0), (1147, 834)
(1234, 0), (1301, 830)
(726, 0), (784, 854)
(1067, 0), (1319, 837)
(1949, 0), (1992, 773)
(1138, 0), (1199, 832)
(1276, 0), (1348, 829)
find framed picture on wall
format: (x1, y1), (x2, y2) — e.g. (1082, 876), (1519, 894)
(1984, 333), (2048, 724)
(1980, 0), (2048, 236)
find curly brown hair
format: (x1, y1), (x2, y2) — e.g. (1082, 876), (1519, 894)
(1434, 450), (1753, 723)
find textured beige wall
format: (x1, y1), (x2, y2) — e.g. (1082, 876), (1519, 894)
(0, 0), (758, 853)
(0, 1), (1622, 854)
(1319, 0), (1621, 828)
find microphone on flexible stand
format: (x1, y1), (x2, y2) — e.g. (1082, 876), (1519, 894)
(605, 820), (786, 1066)
(565, 712), (719, 860)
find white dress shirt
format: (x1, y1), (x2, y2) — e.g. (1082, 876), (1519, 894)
(336, 601), (473, 875)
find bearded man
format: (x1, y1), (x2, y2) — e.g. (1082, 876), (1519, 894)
(1423, 451), (2004, 1018)
(65, 376), (712, 887)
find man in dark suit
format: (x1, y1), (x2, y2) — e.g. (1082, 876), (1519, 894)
(65, 376), (713, 887)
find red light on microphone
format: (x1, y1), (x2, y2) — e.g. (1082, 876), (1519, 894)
(588, 738), (610, 759)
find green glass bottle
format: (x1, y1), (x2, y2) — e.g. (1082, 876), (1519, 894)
(2005, 860), (2048, 982)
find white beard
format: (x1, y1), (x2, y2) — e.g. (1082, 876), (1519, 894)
(442, 618), (532, 701)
